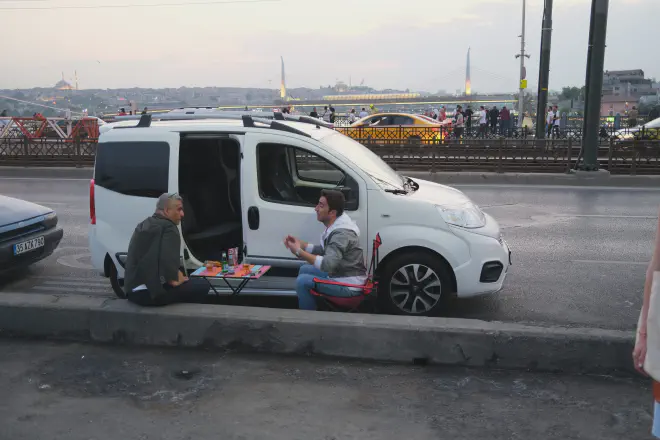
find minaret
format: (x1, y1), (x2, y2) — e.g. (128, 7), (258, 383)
(75, 70), (79, 90)
(465, 47), (472, 96)
(280, 56), (287, 101)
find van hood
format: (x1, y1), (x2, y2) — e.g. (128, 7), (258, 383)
(406, 177), (473, 207)
(405, 177), (502, 239)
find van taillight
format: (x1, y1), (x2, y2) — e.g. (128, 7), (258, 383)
(90, 179), (96, 225)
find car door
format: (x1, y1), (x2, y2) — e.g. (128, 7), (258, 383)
(241, 132), (368, 269)
(92, 131), (180, 279)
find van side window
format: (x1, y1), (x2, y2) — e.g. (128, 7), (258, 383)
(95, 141), (169, 197)
(257, 143), (358, 210)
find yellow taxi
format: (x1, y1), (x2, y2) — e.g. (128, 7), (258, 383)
(338, 112), (450, 144)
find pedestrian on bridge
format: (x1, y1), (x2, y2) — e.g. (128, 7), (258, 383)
(633, 207), (660, 438)
(489, 106), (499, 134)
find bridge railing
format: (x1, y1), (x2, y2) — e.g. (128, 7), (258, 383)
(0, 117), (100, 142)
(1, 136), (658, 175)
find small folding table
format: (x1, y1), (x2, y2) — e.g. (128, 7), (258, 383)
(190, 264), (271, 296)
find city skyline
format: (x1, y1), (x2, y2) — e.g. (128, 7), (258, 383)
(0, 0), (658, 92)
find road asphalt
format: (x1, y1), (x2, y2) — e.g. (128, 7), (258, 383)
(0, 339), (652, 440)
(0, 168), (658, 330)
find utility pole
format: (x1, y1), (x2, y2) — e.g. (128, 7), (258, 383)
(580, 0), (609, 171)
(535, 0), (553, 139)
(516, 0), (530, 128)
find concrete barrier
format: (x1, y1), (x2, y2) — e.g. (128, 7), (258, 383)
(0, 293), (635, 374)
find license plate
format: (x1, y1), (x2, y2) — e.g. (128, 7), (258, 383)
(13, 236), (45, 255)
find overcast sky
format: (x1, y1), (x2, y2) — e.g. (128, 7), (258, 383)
(0, 0), (657, 92)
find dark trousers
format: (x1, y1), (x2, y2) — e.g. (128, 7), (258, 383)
(127, 278), (210, 306)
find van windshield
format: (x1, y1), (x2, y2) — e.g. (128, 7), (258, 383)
(321, 132), (404, 190)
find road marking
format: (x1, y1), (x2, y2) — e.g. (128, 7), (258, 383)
(41, 280), (108, 287)
(0, 177), (89, 181)
(56, 252), (94, 270)
(455, 184), (660, 191)
(572, 259), (648, 266)
(560, 214), (658, 219)
(30, 275), (104, 282)
(31, 286), (111, 294)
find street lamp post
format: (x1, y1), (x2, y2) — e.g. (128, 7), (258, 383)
(580, 0), (609, 171)
(516, 0), (530, 128)
(535, 0), (554, 139)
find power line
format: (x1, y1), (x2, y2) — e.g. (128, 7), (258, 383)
(1, 0), (280, 10)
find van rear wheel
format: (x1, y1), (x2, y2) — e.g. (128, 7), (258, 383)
(109, 263), (126, 299)
(378, 251), (453, 316)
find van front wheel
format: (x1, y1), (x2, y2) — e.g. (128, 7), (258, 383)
(378, 251), (453, 316)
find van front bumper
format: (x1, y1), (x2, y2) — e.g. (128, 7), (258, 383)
(449, 227), (511, 298)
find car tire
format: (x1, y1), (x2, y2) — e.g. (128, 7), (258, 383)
(408, 135), (422, 146)
(109, 263), (126, 299)
(378, 251), (454, 316)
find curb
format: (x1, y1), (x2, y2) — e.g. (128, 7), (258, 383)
(0, 293), (635, 374)
(405, 171), (660, 187)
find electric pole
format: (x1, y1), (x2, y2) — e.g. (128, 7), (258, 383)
(516, 0), (529, 128)
(580, 0), (609, 171)
(535, 0), (553, 139)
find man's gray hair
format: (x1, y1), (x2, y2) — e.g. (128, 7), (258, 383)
(156, 192), (182, 211)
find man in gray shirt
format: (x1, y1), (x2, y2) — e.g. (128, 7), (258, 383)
(284, 190), (367, 310)
(124, 193), (209, 306)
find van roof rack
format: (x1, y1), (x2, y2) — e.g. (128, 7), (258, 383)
(112, 110), (334, 128)
(112, 111), (320, 138)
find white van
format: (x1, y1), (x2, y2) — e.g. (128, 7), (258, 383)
(89, 112), (511, 316)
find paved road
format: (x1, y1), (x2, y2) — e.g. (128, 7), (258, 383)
(0, 339), (651, 440)
(0, 168), (658, 330)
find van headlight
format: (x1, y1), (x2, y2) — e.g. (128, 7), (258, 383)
(436, 203), (486, 228)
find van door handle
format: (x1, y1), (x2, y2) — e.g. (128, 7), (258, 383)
(248, 206), (260, 230)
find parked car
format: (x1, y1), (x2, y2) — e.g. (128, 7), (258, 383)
(89, 112), (511, 316)
(613, 116), (660, 143)
(0, 196), (63, 274)
(338, 112), (450, 144)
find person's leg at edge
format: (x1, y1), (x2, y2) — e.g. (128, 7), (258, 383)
(127, 279), (210, 306)
(653, 401), (660, 438)
(295, 264), (329, 310)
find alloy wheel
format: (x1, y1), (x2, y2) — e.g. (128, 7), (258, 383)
(389, 264), (442, 314)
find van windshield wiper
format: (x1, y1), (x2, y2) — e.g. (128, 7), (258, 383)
(367, 173), (408, 194)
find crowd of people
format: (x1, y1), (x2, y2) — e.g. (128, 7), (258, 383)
(425, 105), (516, 138)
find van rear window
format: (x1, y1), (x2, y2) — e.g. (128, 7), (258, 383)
(95, 141), (169, 197)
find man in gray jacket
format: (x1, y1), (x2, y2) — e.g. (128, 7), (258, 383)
(124, 193), (209, 306)
(284, 190), (367, 310)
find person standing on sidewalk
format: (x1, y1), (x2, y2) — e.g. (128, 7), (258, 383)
(499, 106), (511, 137)
(453, 105), (465, 139)
(489, 106), (499, 134)
(464, 106), (473, 136)
(628, 106), (639, 128)
(478, 106), (488, 137)
(633, 207), (660, 438)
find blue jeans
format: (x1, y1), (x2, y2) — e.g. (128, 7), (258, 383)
(295, 264), (360, 310)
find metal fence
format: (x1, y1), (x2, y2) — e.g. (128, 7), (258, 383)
(2, 136), (659, 175)
(333, 114), (655, 140)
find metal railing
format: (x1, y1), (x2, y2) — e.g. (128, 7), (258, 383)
(2, 136), (659, 175)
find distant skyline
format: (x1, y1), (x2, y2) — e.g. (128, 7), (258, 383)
(1, 0), (658, 92)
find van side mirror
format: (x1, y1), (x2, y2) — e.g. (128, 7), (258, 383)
(337, 186), (358, 211)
